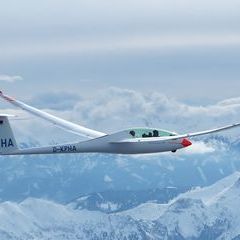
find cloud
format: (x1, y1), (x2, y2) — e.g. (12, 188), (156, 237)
(0, 74), (23, 82)
(28, 92), (82, 110)
(24, 87), (240, 133)
(3, 87), (240, 147)
(218, 97), (240, 106)
(67, 87), (240, 136)
(180, 141), (215, 154)
(1, 34), (240, 58)
(129, 141), (216, 158)
(104, 175), (112, 183)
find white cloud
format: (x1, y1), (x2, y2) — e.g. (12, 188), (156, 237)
(28, 92), (82, 110)
(218, 97), (240, 106)
(0, 74), (23, 82)
(180, 141), (215, 155)
(66, 87), (240, 137)
(3, 87), (240, 147)
(104, 175), (112, 183)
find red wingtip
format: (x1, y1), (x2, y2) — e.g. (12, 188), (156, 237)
(0, 91), (15, 102)
(181, 138), (192, 147)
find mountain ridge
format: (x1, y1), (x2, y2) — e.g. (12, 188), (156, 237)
(1, 172), (240, 239)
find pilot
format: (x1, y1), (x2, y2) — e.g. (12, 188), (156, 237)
(129, 130), (135, 137)
(153, 130), (159, 137)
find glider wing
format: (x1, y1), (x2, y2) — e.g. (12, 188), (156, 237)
(0, 91), (106, 138)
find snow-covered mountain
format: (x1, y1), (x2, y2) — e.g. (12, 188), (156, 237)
(68, 187), (188, 213)
(1, 172), (240, 239)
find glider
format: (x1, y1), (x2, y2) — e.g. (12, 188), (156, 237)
(0, 91), (239, 155)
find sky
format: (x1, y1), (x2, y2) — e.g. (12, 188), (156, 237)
(0, 0), (240, 103)
(1, 0), (240, 151)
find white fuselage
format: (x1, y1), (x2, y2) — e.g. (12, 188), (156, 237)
(4, 133), (185, 155)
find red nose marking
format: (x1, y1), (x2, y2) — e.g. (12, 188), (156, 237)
(181, 138), (192, 147)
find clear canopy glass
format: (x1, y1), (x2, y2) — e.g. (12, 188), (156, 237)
(128, 128), (177, 138)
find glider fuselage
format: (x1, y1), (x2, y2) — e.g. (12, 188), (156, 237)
(3, 128), (190, 155)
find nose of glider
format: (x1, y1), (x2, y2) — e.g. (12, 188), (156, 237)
(181, 138), (192, 147)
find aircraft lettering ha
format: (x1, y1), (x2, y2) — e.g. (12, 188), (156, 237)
(1, 138), (14, 148)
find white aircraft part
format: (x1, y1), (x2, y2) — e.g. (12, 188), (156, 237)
(0, 113), (16, 117)
(0, 91), (106, 139)
(0, 115), (18, 154)
(0, 134), (184, 155)
(166, 123), (240, 140)
(178, 123), (240, 138)
(113, 123), (240, 143)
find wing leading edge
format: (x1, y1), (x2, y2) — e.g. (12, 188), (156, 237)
(0, 91), (106, 139)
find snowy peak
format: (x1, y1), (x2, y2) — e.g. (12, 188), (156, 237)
(119, 172), (240, 239)
(1, 173), (240, 239)
(176, 171), (240, 205)
(0, 198), (145, 240)
(68, 187), (187, 213)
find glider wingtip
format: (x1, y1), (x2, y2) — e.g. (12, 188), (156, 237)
(0, 90), (6, 97)
(0, 91), (4, 98)
(0, 91), (15, 102)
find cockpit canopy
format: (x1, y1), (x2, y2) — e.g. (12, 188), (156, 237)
(128, 128), (177, 138)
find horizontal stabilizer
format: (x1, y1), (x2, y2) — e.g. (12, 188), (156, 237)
(0, 113), (16, 117)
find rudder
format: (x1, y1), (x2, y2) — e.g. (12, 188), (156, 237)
(0, 115), (18, 154)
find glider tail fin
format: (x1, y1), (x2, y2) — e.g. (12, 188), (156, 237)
(0, 115), (18, 155)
